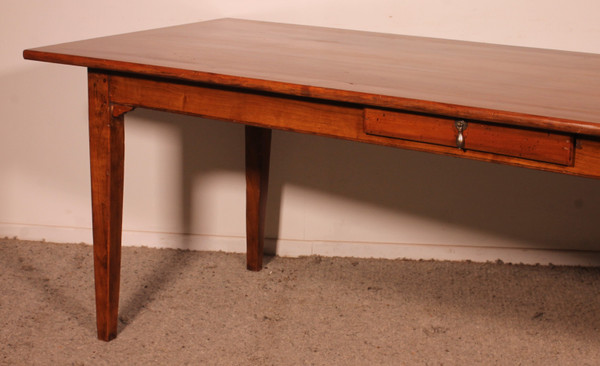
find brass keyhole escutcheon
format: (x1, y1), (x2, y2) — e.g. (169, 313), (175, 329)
(455, 120), (467, 150)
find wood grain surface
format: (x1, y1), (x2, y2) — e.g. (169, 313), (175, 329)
(23, 18), (600, 136)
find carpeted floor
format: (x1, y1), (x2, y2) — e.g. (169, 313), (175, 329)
(1, 238), (599, 365)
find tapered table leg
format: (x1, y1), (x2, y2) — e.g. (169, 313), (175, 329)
(88, 70), (125, 341)
(245, 126), (272, 271)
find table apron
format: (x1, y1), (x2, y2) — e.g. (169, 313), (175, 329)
(107, 73), (600, 179)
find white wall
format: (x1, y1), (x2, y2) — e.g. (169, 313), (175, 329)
(2, 0), (600, 265)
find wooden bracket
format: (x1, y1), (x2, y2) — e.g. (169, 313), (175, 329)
(111, 104), (135, 117)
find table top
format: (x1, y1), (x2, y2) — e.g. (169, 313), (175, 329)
(23, 18), (600, 136)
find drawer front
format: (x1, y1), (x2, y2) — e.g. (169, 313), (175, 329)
(364, 108), (574, 166)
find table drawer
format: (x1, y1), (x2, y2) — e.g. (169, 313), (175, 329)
(364, 108), (574, 165)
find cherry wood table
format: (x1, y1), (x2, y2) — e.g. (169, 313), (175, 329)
(24, 18), (600, 341)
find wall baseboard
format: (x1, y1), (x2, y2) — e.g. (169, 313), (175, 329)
(1, 223), (599, 266)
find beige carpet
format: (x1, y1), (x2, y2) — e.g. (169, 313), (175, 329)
(1, 238), (599, 365)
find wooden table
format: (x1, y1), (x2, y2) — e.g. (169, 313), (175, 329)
(24, 18), (600, 341)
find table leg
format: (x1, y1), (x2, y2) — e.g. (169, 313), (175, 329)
(245, 126), (272, 271)
(88, 70), (125, 341)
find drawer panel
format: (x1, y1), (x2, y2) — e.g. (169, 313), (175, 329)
(364, 108), (574, 165)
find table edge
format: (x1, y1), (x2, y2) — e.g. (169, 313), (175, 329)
(23, 48), (600, 138)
